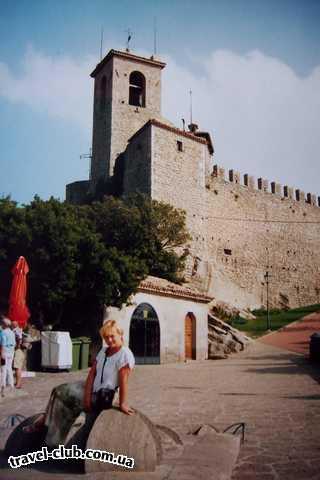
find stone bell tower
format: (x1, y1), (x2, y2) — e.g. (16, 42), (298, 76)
(90, 49), (166, 189)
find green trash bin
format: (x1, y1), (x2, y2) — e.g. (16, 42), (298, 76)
(78, 336), (91, 369)
(71, 338), (82, 370)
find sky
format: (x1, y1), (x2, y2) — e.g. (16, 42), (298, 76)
(0, 0), (320, 204)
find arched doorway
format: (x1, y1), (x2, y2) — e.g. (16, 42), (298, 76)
(185, 313), (196, 360)
(129, 303), (160, 364)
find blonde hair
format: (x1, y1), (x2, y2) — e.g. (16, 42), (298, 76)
(99, 319), (124, 341)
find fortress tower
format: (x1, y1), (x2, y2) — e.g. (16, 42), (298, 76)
(89, 49), (166, 188)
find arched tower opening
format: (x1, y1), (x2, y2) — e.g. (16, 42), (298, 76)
(129, 71), (146, 107)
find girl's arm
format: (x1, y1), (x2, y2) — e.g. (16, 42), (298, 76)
(119, 364), (134, 415)
(83, 359), (97, 412)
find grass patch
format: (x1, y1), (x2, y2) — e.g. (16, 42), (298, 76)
(232, 303), (320, 338)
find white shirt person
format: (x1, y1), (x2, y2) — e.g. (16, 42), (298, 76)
(93, 345), (135, 392)
(23, 319), (135, 447)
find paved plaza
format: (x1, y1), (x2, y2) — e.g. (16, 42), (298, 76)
(0, 327), (319, 479)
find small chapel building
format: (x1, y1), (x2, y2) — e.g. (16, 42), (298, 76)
(104, 276), (212, 364)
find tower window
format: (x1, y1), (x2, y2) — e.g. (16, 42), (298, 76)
(177, 140), (183, 152)
(129, 71), (146, 107)
(224, 248), (232, 255)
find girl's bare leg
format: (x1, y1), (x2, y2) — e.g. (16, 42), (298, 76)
(15, 368), (22, 388)
(23, 381), (85, 439)
(44, 381), (85, 447)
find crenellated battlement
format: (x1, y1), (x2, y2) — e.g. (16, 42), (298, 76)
(211, 164), (320, 207)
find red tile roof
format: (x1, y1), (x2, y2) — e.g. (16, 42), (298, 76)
(138, 276), (213, 303)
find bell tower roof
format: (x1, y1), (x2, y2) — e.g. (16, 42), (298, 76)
(90, 49), (166, 78)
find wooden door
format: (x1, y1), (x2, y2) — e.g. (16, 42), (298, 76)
(185, 314), (193, 359)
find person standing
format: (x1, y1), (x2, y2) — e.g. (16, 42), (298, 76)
(12, 320), (23, 345)
(0, 316), (16, 396)
(12, 320), (24, 388)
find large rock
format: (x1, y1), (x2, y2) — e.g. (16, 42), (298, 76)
(208, 314), (252, 359)
(239, 308), (256, 320)
(85, 408), (158, 473)
(212, 301), (240, 319)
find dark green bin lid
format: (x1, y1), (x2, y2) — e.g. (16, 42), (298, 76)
(310, 332), (320, 339)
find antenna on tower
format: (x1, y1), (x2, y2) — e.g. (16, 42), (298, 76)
(80, 148), (92, 179)
(153, 17), (157, 56)
(100, 27), (104, 60)
(189, 89), (193, 124)
(125, 29), (132, 52)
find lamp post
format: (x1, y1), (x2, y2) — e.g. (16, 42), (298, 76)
(264, 269), (272, 331)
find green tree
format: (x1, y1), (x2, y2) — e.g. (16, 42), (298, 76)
(85, 193), (190, 283)
(0, 194), (190, 335)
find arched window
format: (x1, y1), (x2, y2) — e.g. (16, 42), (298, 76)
(100, 76), (106, 113)
(129, 71), (146, 107)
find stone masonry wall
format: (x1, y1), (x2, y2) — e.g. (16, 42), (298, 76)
(90, 59), (113, 188)
(150, 125), (209, 289)
(66, 180), (90, 204)
(122, 125), (151, 196)
(147, 126), (320, 309)
(204, 172), (320, 308)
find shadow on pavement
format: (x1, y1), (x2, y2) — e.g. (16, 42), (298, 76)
(245, 355), (320, 384)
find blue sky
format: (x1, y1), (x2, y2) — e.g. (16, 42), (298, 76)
(1, 0), (320, 204)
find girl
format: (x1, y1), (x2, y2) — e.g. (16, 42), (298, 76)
(23, 320), (135, 447)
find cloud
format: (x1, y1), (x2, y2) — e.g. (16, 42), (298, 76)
(0, 46), (95, 130)
(162, 50), (320, 195)
(1, 46), (319, 195)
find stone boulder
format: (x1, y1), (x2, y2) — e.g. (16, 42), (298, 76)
(208, 314), (252, 359)
(239, 308), (256, 320)
(212, 300), (240, 319)
(85, 408), (159, 473)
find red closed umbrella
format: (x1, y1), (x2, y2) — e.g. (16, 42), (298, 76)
(8, 256), (30, 328)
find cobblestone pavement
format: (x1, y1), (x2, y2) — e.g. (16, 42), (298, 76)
(259, 312), (320, 355)
(0, 340), (319, 479)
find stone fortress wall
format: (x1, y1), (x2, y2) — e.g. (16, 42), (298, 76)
(203, 166), (320, 309)
(134, 122), (320, 309)
(122, 120), (209, 288)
